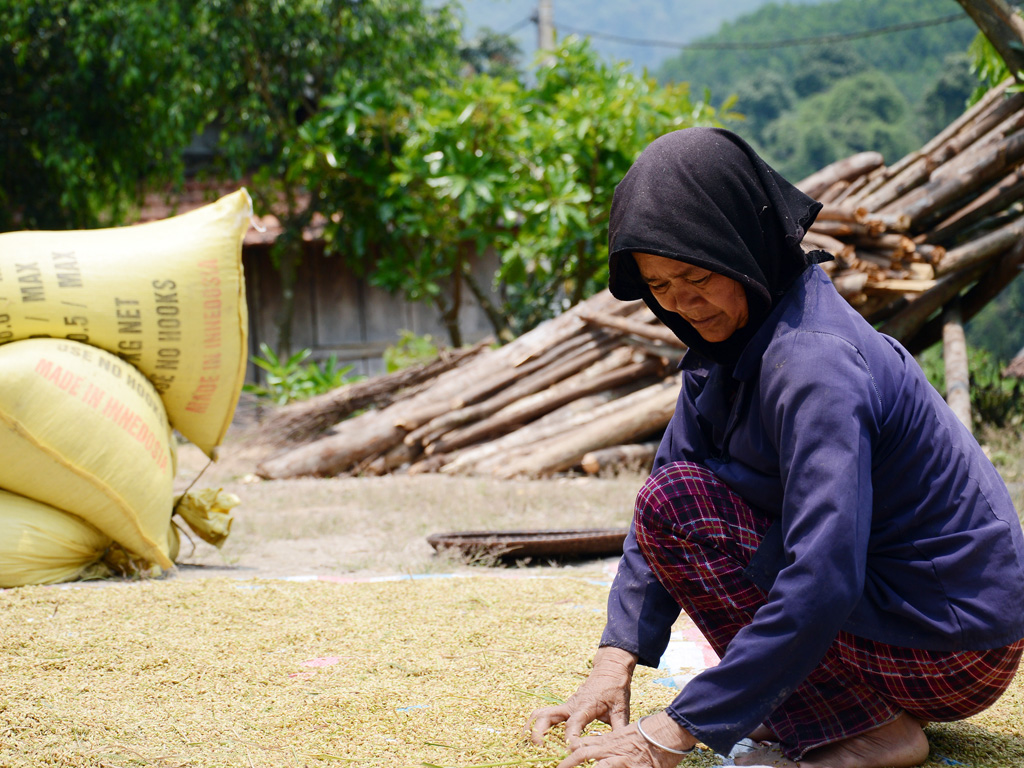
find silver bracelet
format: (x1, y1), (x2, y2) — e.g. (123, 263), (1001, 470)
(636, 714), (695, 756)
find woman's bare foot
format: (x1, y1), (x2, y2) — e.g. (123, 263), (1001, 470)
(735, 741), (799, 766)
(797, 713), (929, 768)
(735, 713), (928, 768)
(748, 724), (778, 742)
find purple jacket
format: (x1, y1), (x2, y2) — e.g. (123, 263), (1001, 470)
(600, 266), (1024, 754)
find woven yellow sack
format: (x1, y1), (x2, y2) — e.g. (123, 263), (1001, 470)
(0, 339), (176, 570)
(0, 489), (110, 588)
(0, 189), (251, 458)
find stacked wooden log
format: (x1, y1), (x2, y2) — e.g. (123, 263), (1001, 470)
(256, 291), (683, 479)
(798, 78), (1024, 354)
(256, 81), (1024, 479)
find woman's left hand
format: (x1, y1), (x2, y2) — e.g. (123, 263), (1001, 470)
(554, 711), (697, 768)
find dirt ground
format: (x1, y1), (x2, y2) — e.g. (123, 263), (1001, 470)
(167, 409), (1024, 584)
(168, 423), (645, 582)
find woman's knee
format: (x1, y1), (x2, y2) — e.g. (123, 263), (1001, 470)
(839, 636), (1024, 724)
(635, 461), (762, 544)
(634, 461), (719, 533)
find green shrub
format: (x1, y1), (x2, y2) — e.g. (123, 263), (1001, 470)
(383, 330), (439, 373)
(917, 345), (1023, 429)
(244, 343), (363, 405)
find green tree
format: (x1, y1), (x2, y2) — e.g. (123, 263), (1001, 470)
(380, 74), (528, 345)
(381, 37), (728, 342)
(0, 0), (203, 230)
(460, 26), (522, 80)
(192, 0), (463, 353)
(495, 37), (728, 334)
(2, 3), (728, 350)
(2, 0), (465, 354)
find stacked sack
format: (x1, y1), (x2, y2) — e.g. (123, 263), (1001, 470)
(0, 190), (251, 586)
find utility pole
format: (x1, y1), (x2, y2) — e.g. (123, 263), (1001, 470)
(536, 0), (555, 66)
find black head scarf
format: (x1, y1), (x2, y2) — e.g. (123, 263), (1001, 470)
(608, 127), (827, 367)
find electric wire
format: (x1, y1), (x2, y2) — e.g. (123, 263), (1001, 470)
(499, 16), (534, 37)
(540, 12), (970, 52)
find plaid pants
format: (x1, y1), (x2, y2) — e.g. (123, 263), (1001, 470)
(634, 461), (1024, 759)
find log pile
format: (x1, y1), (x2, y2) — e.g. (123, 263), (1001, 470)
(798, 78), (1024, 353)
(256, 291), (682, 479)
(255, 81), (1024, 479)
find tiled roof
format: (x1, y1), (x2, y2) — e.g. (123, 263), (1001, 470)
(137, 181), (326, 246)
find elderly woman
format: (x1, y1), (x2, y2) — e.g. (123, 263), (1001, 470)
(528, 128), (1024, 768)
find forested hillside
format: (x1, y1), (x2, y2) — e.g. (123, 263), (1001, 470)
(657, 0), (978, 180)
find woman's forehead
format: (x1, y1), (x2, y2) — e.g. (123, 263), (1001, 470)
(633, 252), (711, 280)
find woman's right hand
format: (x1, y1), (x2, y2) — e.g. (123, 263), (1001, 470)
(527, 645), (638, 748)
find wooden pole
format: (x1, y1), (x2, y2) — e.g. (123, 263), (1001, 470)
(256, 408), (406, 479)
(928, 166), (1024, 244)
(794, 152), (884, 198)
(581, 442), (659, 475)
(905, 239), (1024, 353)
(441, 381), (656, 475)
(953, 0), (1024, 80)
(407, 335), (619, 445)
(882, 130), (1024, 229)
(936, 212), (1024, 275)
(577, 308), (686, 348)
(859, 89), (1024, 213)
(850, 81), (1014, 208)
(943, 301), (973, 432)
(878, 262), (988, 343)
(426, 353), (666, 456)
(494, 378), (679, 478)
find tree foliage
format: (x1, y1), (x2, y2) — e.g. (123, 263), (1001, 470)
(3, 1), (727, 349)
(365, 37), (729, 342)
(497, 38), (729, 334)
(0, 0), (203, 229)
(918, 344), (1023, 429)
(919, 53), (977, 138)
(189, 0), (463, 352)
(791, 45), (867, 99)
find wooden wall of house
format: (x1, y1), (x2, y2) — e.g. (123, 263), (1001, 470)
(242, 242), (501, 380)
